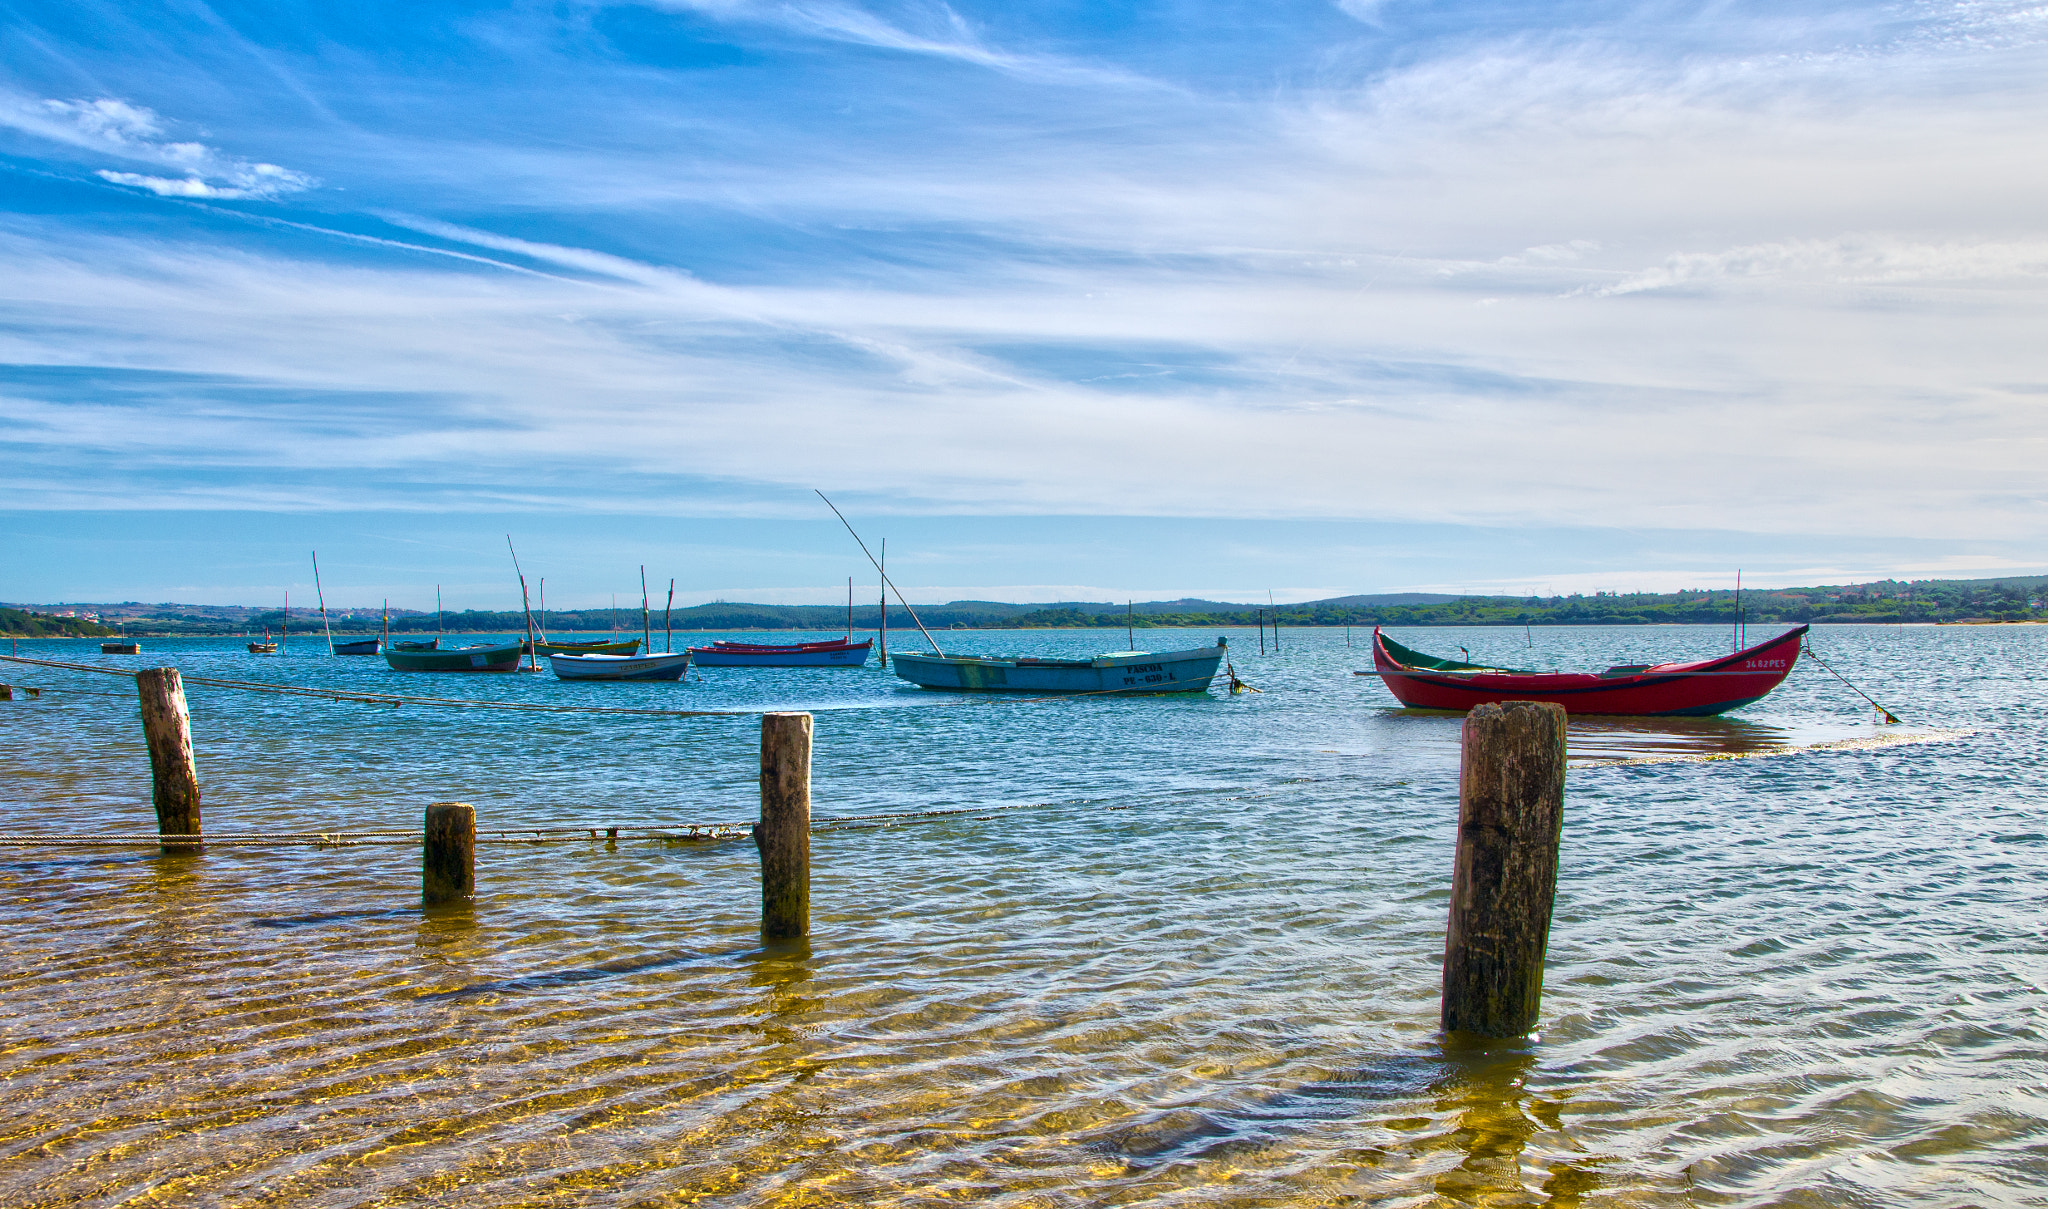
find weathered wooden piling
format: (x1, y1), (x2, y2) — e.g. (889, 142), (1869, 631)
(135, 668), (201, 847)
(1442, 699), (1567, 1038)
(756, 712), (812, 940)
(423, 801), (477, 905)
(0, 684), (11, 701)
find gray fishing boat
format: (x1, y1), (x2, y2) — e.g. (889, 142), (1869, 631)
(889, 640), (1228, 694)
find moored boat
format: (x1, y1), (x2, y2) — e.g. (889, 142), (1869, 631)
(383, 641), (522, 672)
(1365, 625), (1808, 716)
(690, 638), (872, 667)
(525, 638), (641, 656)
(248, 626), (278, 654)
(332, 638), (380, 656)
(101, 641), (140, 655)
(889, 641), (1228, 693)
(548, 651), (693, 681)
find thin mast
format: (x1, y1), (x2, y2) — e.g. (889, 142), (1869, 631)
(436, 585), (443, 634)
(640, 565), (650, 651)
(508, 535), (538, 671)
(847, 576), (853, 641)
(1269, 589), (1279, 652)
(665, 578), (675, 654)
(816, 490), (945, 656)
(382, 599), (389, 649)
(878, 539), (888, 667)
(1127, 600), (1134, 650)
(312, 552), (334, 655)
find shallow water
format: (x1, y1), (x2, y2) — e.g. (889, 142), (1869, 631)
(0, 624), (2042, 1207)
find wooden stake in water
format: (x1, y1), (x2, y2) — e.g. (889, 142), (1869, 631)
(1442, 700), (1567, 1038)
(135, 668), (201, 849)
(312, 552), (334, 655)
(422, 801), (476, 906)
(1258, 609), (1266, 656)
(508, 536), (538, 671)
(756, 712), (812, 940)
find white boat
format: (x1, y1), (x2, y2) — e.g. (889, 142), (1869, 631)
(888, 641), (1228, 694)
(548, 651), (694, 681)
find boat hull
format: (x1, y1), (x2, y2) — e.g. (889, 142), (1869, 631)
(691, 640), (871, 667)
(548, 652), (693, 681)
(383, 643), (523, 672)
(889, 644), (1226, 694)
(1369, 625), (1808, 716)
(332, 638), (380, 655)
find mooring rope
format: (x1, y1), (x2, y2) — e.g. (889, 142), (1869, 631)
(1801, 642), (1903, 724)
(0, 653), (1236, 714)
(0, 795), (1125, 848)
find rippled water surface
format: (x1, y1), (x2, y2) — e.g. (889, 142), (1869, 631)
(2, 624), (2043, 1207)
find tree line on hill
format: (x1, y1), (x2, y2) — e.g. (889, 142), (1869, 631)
(0, 607), (117, 637)
(11, 575), (2041, 636)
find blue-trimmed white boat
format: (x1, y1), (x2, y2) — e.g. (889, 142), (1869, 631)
(889, 641), (1228, 694)
(548, 651), (694, 681)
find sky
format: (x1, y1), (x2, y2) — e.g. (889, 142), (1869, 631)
(2, 0), (2045, 609)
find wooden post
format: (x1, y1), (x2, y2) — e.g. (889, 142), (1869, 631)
(0, 684), (11, 701)
(756, 712), (812, 940)
(135, 668), (201, 847)
(1442, 700), (1567, 1038)
(423, 801), (476, 906)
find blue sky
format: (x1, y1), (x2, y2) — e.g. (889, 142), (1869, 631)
(3, 0), (2045, 608)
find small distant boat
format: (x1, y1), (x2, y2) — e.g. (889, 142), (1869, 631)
(1365, 624), (1808, 716)
(101, 641), (141, 655)
(690, 638), (872, 667)
(383, 642), (522, 672)
(332, 638), (380, 656)
(890, 641), (1227, 693)
(248, 626), (278, 654)
(548, 651), (693, 681)
(524, 638), (641, 656)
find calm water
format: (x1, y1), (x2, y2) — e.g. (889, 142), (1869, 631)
(0, 624), (2041, 1207)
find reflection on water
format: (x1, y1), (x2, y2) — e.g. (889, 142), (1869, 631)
(1567, 713), (1805, 764)
(1, 625), (2044, 1206)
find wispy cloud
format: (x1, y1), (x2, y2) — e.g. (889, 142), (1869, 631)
(1591, 235), (2048, 295)
(641, 0), (1161, 87)
(0, 92), (315, 199)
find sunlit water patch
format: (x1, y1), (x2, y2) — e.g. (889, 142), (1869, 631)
(1, 624), (2043, 1206)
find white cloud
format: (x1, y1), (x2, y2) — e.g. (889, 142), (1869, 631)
(1593, 236), (2048, 295)
(642, 0), (1159, 87)
(0, 92), (315, 200)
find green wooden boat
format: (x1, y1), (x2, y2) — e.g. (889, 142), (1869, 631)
(383, 642), (523, 672)
(523, 638), (641, 656)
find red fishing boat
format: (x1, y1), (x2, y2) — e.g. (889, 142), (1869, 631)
(1366, 624), (1808, 716)
(688, 638), (872, 667)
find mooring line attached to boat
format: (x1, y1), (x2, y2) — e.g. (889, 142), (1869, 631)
(1800, 642), (1903, 724)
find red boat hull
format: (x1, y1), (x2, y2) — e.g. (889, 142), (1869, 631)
(1371, 625), (1808, 716)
